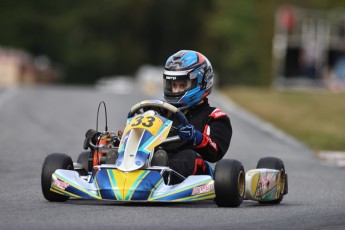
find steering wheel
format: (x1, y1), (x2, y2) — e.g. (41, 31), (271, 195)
(127, 100), (188, 143)
(128, 100), (188, 124)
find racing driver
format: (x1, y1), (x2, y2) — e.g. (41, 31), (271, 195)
(84, 50), (232, 184)
(158, 50), (232, 183)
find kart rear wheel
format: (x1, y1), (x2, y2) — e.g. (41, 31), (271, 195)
(256, 157), (287, 204)
(214, 159), (245, 207)
(77, 151), (92, 174)
(41, 153), (74, 202)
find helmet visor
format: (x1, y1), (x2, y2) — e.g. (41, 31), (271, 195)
(163, 78), (197, 94)
(163, 77), (198, 94)
(163, 70), (199, 94)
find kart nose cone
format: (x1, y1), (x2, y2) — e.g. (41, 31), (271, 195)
(95, 169), (162, 201)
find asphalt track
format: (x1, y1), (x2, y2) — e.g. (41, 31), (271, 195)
(0, 85), (345, 230)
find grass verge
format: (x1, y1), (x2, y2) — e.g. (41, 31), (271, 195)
(222, 86), (345, 152)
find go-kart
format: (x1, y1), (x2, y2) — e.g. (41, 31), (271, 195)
(41, 100), (288, 207)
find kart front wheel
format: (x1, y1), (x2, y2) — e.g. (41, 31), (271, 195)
(214, 159), (245, 207)
(41, 153), (74, 202)
(256, 157), (287, 204)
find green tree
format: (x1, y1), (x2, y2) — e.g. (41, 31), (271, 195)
(0, 0), (344, 85)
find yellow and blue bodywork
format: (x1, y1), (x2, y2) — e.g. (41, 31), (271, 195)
(49, 101), (286, 204)
(50, 110), (216, 202)
(51, 168), (215, 202)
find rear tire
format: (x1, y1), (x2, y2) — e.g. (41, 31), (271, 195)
(77, 151), (91, 174)
(256, 157), (287, 204)
(41, 153), (74, 202)
(214, 159), (245, 207)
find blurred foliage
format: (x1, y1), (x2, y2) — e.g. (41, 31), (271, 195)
(0, 0), (344, 84)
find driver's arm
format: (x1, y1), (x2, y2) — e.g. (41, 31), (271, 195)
(193, 112), (232, 163)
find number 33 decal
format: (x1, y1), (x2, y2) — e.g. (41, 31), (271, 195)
(131, 115), (156, 127)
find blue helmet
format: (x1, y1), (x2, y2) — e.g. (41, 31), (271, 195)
(163, 50), (214, 107)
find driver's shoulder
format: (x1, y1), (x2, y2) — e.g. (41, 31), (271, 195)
(208, 107), (228, 120)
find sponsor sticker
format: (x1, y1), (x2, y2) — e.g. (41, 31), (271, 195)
(165, 76), (177, 80)
(52, 179), (69, 190)
(210, 109), (227, 119)
(192, 183), (214, 195)
(256, 172), (279, 196)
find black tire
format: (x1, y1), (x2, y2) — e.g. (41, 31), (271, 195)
(256, 157), (287, 204)
(41, 153), (74, 202)
(77, 151), (91, 174)
(214, 159), (245, 207)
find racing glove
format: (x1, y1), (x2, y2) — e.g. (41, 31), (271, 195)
(177, 124), (203, 146)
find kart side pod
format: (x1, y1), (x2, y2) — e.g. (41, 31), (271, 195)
(245, 169), (285, 201)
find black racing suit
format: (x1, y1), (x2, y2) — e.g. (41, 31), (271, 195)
(160, 99), (232, 181)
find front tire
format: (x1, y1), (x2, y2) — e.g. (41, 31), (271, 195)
(256, 157), (287, 204)
(214, 159), (245, 207)
(41, 153), (74, 202)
